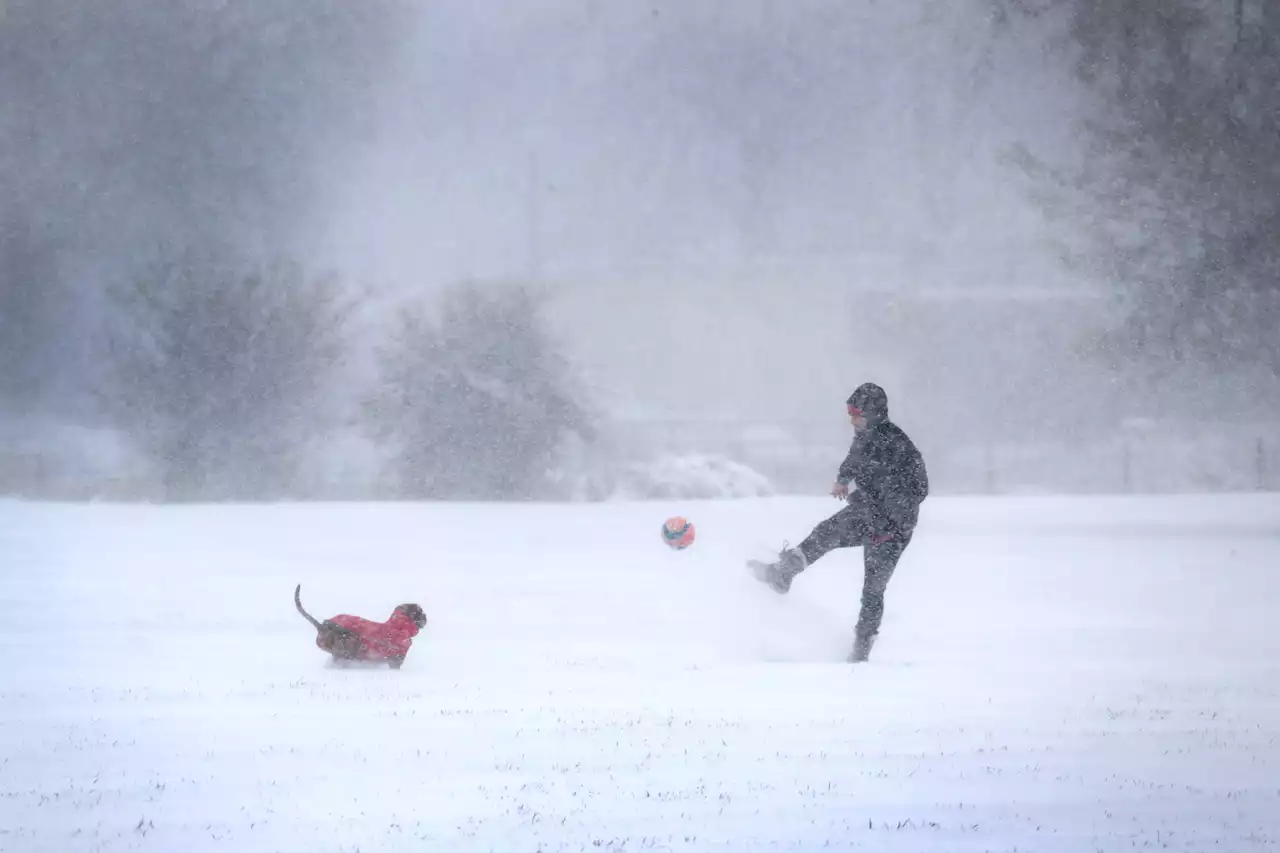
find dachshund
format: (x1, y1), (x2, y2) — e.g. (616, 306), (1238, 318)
(294, 584), (427, 669)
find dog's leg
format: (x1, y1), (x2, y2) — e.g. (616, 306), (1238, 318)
(388, 655), (405, 669)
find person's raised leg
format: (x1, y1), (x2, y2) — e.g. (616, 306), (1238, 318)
(752, 503), (870, 594)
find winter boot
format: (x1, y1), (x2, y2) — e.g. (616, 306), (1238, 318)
(849, 630), (877, 663)
(749, 545), (808, 594)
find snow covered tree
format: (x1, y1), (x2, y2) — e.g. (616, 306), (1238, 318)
(1000, 0), (1280, 380)
(100, 251), (355, 501)
(367, 281), (594, 501)
(0, 0), (410, 430)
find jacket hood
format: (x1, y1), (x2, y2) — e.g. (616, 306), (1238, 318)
(848, 382), (889, 425)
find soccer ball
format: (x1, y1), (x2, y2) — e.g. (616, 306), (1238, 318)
(661, 516), (696, 550)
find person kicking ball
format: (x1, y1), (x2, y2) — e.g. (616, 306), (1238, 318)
(750, 382), (929, 663)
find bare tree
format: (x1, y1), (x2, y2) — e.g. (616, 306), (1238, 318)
(101, 251), (355, 501)
(0, 0), (411, 421)
(1002, 0), (1280, 381)
(0, 209), (63, 411)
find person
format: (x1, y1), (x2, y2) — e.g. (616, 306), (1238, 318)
(750, 382), (928, 663)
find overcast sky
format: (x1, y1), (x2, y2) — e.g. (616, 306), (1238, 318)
(305, 0), (1095, 421)
(3, 0), (1104, 431)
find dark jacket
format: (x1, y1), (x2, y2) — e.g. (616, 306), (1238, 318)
(838, 384), (929, 539)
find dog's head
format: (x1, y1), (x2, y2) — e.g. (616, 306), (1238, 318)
(394, 603), (428, 630)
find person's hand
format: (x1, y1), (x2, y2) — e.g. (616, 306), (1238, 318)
(830, 482), (849, 499)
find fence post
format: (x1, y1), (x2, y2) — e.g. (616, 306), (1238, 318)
(1122, 439), (1132, 493)
(1257, 436), (1268, 491)
(984, 444), (996, 494)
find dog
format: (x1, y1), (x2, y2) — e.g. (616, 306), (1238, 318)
(294, 584), (427, 669)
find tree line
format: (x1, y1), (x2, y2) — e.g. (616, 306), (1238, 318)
(4, 253), (594, 502)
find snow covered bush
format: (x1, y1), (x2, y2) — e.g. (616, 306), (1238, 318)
(0, 418), (150, 501)
(366, 281), (596, 501)
(605, 453), (775, 501)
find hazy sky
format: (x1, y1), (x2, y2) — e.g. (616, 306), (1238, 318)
(311, 0), (1097, 421)
(2, 0), (1105, 434)
(8, 0), (1275, 500)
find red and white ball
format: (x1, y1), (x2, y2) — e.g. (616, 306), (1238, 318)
(661, 516), (696, 550)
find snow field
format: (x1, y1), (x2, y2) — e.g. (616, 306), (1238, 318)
(1, 494), (1279, 852)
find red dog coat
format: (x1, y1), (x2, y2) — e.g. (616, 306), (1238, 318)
(323, 609), (423, 661)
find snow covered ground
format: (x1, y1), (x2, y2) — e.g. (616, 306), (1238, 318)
(2, 494), (1279, 852)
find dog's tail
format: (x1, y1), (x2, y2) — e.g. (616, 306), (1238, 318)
(294, 584), (324, 630)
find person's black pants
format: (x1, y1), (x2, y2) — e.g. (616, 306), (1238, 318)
(798, 501), (912, 639)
